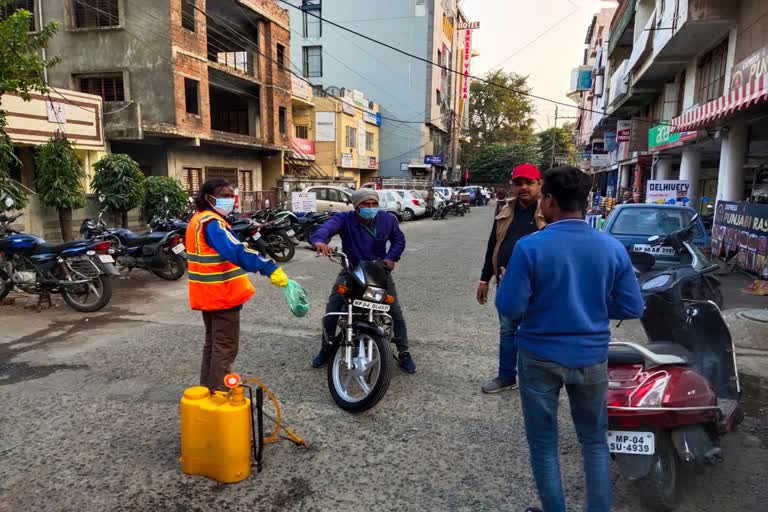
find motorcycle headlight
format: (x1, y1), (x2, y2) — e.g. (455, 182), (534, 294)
(363, 286), (386, 302)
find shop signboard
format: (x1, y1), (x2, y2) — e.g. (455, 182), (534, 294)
(729, 47), (768, 91)
(648, 124), (697, 151)
(368, 156), (377, 169)
(645, 180), (691, 204)
(315, 112), (336, 141)
(605, 131), (617, 152)
(711, 201), (768, 277)
(291, 192), (317, 213)
(569, 66), (593, 92)
(462, 28), (473, 100)
(291, 137), (316, 160)
(341, 99), (355, 115)
(341, 152), (353, 168)
(591, 140), (609, 167)
(617, 120), (631, 142)
(362, 111), (381, 125)
(425, 154), (444, 165)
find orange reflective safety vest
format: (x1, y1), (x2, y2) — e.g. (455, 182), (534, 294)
(186, 210), (255, 311)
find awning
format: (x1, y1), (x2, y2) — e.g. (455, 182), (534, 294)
(671, 74), (768, 132)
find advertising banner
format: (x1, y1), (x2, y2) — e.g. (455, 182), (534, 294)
(291, 192), (317, 213)
(341, 152), (353, 168)
(648, 123), (697, 151)
(711, 201), (768, 277)
(591, 139), (609, 167)
(315, 112), (336, 141)
(291, 137), (316, 160)
(730, 46), (768, 91)
(645, 180), (691, 204)
(462, 29), (473, 100)
(617, 120), (631, 142)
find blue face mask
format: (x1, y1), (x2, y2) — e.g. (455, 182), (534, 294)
(358, 207), (379, 220)
(214, 197), (235, 215)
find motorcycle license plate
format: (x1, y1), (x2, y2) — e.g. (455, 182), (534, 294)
(252, 232), (262, 241)
(172, 243), (186, 254)
(607, 430), (655, 455)
(353, 299), (390, 312)
(633, 244), (674, 256)
(97, 255), (115, 263)
(286, 229), (296, 237)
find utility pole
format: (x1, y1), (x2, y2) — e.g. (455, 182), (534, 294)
(551, 105), (558, 169)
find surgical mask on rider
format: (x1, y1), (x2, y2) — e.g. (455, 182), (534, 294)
(358, 207), (379, 220)
(212, 197), (235, 216)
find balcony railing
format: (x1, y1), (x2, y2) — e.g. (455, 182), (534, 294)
(210, 51), (257, 78)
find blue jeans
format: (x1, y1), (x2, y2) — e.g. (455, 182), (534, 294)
(498, 314), (519, 382)
(518, 350), (611, 512)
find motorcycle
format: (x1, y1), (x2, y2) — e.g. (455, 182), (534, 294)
(322, 250), (395, 412)
(607, 232), (742, 510)
(227, 214), (295, 263)
(0, 210), (115, 312)
(80, 196), (187, 281)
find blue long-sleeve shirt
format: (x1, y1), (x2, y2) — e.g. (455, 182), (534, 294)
(203, 219), (278, 277)
(309, 211), (406, 267)
(496, 219), (644, 368)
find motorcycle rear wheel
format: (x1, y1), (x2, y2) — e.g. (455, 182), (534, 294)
(151, 252), (186, 281)
(634, 432), (681, 511)
(327, 334), (392, 413)
(0, 268), (12, 300)
(61, 275), (113, 312)
(266, 233), (295, 263)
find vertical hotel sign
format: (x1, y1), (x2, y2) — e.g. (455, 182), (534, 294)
(458, 22), (479, 117)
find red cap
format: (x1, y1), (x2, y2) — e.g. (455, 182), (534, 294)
(511, 163), (541, 181)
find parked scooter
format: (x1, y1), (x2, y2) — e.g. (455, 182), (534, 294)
(80, 196), (187, 280)
(607, 228), (742, 510)
(0, 204), (115, 312)
(227, 214), (295, 263)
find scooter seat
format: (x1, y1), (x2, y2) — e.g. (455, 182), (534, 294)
(608, 342), (692, 365)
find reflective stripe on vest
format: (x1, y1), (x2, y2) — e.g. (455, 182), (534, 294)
(186, 210), (255, 311)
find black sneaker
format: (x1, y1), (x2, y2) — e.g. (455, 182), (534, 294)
(312, 349), (330, 368)
(397, 351), (416, 373)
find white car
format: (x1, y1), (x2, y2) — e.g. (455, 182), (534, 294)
(378, 189), (405, 220)
(302, 185), (354, 212)
(434, 186), (454, 200)
(391, 189), (426, 221)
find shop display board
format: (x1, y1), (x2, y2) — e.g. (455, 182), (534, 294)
(711, 201), (768, 277)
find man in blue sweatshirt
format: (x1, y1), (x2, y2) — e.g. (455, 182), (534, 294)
(495, 166), (644, 512)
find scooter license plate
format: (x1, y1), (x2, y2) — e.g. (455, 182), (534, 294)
(172, 243), (186, 254)
(607, 430), (655, 455)
(97, 255), (115, 263)
(286, 229), (296, 237)
(352, 299), (390, 312)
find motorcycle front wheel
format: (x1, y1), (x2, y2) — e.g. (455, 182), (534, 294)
(266, 233), (295, 262)
(61, 275), (113, 312)
(0, 267), (13, 300)
(327, 334), (392, 412)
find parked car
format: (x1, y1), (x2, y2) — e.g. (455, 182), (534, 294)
(303, 185), (354, 213)
(378, 189), (405, 221)
(434, 186), (454, 200)
(603, 204), (711, 269)
(460, 186), (486, 205)
(392, 189), (427, 221)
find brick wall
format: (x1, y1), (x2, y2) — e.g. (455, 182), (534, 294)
(259, 10), (292, 150)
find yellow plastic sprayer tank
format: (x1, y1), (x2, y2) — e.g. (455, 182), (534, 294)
(180, 386), (252, 483)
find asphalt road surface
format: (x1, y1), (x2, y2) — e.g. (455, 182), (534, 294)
(1, 206), (766, 512)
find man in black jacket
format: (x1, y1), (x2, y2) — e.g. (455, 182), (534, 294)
(477, 163), (546, 393)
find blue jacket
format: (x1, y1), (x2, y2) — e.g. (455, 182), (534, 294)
(496, 219), (644, 368)
(310, 211), (406, 267)
(204, 219), (278, 277)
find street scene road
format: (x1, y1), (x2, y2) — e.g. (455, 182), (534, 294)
(2, 207), (767, 512)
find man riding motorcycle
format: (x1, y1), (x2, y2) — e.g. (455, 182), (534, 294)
(310, 189), (416, 373)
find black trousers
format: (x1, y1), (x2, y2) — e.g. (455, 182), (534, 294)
(201, 309), (240, 391)
(322, 270), (409, 353)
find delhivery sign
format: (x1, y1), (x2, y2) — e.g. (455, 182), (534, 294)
(648, 124), (697, 151)
(645, 180), (690, 205)
(424, 155), (444, 165)
(711, 201), (768, 277)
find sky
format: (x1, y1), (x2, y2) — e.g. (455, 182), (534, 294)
(460, 0), (616, 130)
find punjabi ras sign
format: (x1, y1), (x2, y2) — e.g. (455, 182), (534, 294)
(711, 201), (768, 277)
(645, 180), (691, 205)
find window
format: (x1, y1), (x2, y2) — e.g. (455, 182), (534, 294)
(295, 125), (309, 139)
(181, 168), (202, 194)
(279, 107), (287, 135)
(313, 187), (328, 200)
(276, 44), (285, 71)
(365, 131), (374, 152)
(78, 73), (125, 101)
(436, 89), (441, 106)
(437, 49), (442, 68)
(695, 39), (728, 104)
(302, 46), (322, 77)
(238, 170), (253, 193)
(73, 0), (119, 29)
(610, 208), (701, 237)
(0, 1), (35, 31)
(326, 188), (343, 203)
(345, 126), (356, 148)
(302, 0), (321, 38)
(184, 78), (199, 115)
(181, 0), (195, 32)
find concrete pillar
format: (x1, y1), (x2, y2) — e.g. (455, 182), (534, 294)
(655, 158), (673, 180)
(619, 164), (630, 194)
(679, 147), (702, 208)
(716, 120), (749, 202)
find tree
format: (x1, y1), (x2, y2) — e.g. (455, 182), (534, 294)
(0, 3), (59, 211)
(92, 154), (145, 228)
(461, 70), (536, 165)
(536, 123), (578, 172)
(33, 137), (86, 241)
(142, 176), (187, 221)
(463, 142), (540, 183)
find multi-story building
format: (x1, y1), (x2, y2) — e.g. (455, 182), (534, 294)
(287, 0), (472, 180)
(37, 0), (292, 203)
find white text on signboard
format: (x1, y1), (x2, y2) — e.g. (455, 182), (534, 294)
(291, 192), (317, 213)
